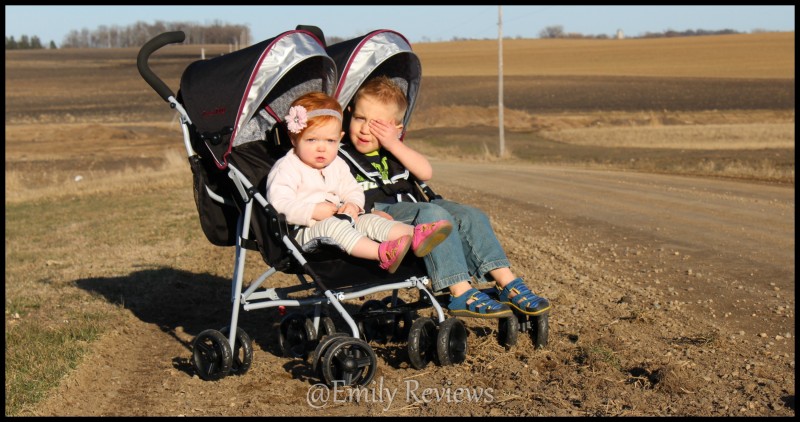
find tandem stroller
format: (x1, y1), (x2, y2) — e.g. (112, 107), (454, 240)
(136, 27), (469, 387)
(326, 29), (550, 350)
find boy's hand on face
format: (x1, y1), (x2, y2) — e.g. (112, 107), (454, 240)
(368, 119), (402, 150)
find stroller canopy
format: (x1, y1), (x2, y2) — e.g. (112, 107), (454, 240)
(326, 30), (421, 137)
(179, 30), (336, 169)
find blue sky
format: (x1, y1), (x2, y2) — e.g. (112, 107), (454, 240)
(5, 5), (795, 46)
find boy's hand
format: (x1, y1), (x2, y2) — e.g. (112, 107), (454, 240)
(312, 201), (338, 221)
(337, 202), (362, 221)
(368, 119), (403, 150)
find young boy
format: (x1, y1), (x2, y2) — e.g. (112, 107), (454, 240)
(339, 76), (550, 318)
(266, 91), (452, 273)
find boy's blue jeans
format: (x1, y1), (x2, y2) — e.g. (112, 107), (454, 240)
(373, 199), (511, 293)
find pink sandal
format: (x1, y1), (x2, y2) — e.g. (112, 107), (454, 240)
(379, 235), (412, 273)
(411, 220), (453, 257)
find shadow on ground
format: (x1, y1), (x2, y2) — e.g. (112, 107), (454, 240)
(74, 267), (285, 360)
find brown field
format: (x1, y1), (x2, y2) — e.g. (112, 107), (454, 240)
(414, 32), (795, 78)
(5, 32), (795, 416)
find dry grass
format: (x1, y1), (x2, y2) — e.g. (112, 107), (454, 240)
(540, 122), (795, 150)
(5, 146), (188, 204)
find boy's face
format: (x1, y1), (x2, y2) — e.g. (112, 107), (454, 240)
(291, 119), (344, 170)
(348, 95), (402, 155)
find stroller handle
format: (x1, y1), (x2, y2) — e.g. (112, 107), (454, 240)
(137, 31), (186, 103)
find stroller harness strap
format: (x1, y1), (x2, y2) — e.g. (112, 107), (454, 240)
(339, 143), (426, 211)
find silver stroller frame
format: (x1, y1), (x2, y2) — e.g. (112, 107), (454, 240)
(137, 29), (453, 387)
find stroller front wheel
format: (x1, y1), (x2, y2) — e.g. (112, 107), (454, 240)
(220, 326), (253, 376)
(531, 312), (549, 349)
(436, 318), (468, 366)
(192, 329), (233, 381)
(321, 338), (378, 387)
(407, 317), (437, 369)
(311, 332), (349, 381)
(497, 315), (520, 349)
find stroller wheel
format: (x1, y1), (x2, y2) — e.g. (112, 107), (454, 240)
(311, 333), (349, 381)
(358, 300), (389, 343)
(407, 317), (437, 369)
(436, 318), (468, 366)
(497, 315), (521, 349)
(220, 326), (253, 376)
(191, 329), (233, 381)
(279, 313), (316, 360)
(530, 312), (549, 349)
(316, 316), (337, 340)
(382, 296), (414, 342)
(304, 310), (337, 341)
(321, 337), (378, 387)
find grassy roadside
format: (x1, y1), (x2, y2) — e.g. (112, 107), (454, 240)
(4, 165), (198, 415)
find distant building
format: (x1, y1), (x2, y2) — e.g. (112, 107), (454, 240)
(616, 29), (625, 39)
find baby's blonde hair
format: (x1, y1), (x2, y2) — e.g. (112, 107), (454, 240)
(286, 91), (343, 141)
(353, 75), (407, 123)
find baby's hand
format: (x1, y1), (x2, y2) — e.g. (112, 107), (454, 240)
(312, 201), (338, 221)
(337, 202), (362, 220)
(369, 119), (402, 148)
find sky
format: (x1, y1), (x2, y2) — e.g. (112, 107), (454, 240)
(5, 5), (795, 46)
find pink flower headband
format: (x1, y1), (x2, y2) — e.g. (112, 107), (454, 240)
(285, 105), (342, 134)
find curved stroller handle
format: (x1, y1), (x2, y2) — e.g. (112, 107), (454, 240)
(137, 31), (186, 102)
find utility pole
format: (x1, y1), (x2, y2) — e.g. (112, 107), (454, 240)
(498, 5), (505, 158)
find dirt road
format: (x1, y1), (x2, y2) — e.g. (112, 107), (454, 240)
(30, 161), (795, 416)
(433, 160), (795, 339)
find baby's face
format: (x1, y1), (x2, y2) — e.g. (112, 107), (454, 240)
(348, 95), (402, 154)
(292, 119), (344, 170)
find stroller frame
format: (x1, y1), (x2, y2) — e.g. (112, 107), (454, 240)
(137, 28), (463, 387)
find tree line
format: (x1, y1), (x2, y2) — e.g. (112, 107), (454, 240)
(539, 25), (743, 39)
(60, 20), (251, 48)
(5, 20), (253, 50)
(5, 35), (56, 50)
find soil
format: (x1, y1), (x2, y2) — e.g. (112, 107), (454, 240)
(6, 44), (794, 416)
(25, 161), (795, 416)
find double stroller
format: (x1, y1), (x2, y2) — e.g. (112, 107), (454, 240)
(137, 25), (547, 387)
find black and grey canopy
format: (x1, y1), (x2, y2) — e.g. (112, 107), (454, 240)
(326, 30), (421, 138)
(179, 30), (336, 169)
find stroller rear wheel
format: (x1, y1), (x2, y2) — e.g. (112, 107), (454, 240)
(407, 317), (438, 369)
(220, 326), (253, 376)
(497, 315), (521, 349)
(279, 313), (316, 360)
(192, 329), (233, 381)
(436, 318), (468, 366)
(320, 337), (378, 387)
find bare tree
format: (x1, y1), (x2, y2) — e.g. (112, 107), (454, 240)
(539, 25), (564, 39)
